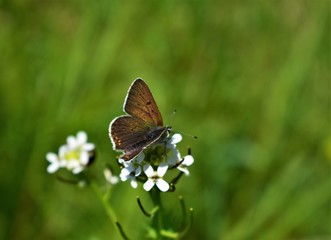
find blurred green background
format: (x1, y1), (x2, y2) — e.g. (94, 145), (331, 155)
(0, 0), (330, 239)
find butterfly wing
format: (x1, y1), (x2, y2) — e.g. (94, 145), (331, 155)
(109, 115), (167, 161)
(124, 78), (163, 127)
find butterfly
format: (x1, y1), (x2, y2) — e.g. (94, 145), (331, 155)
(109, 78), (171, 161)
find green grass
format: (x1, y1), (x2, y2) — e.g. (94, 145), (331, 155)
(0, 0), (330, 239)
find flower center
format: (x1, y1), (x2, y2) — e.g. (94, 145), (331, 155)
(144, 145), (169, 166)
(64, 149), (80, 161)
(151, 173), (161, 182)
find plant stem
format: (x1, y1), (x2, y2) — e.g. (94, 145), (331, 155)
(90, 181), (130, 240)
(90, 181), (117, 229)
(150, 188), (163, 239)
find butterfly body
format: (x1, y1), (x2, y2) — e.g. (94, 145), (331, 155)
(109, 78), (170, 161)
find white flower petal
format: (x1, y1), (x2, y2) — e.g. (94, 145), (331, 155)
(47, 163), (59, 173)
(118, 158), (125, 165)
(126, 165), (135, 173)
(110, 176), (119, 185)
(178, 166), (190, 175)
(135, 166), (141, 177)
(130, 179), (138, 188)
(121, 160), (130, 168)
(176, 151), (182, 160)
(80, 151), (89, 165)
(143, 179), (155, 191)
(166, 156), (177, 166)
(59, 159), (67, 167)
(77, 131), (87, 144)
(166, 148), (181, 166)
(171, 134), (182, 144)
(120, 174), (128, 181)
(120, 168), (131, 177)
(67, 160), (79, 169)
(104, 168), (111, 178)
(67, 136), (77, 148)
(73, 166), (83, 174)
(183, 155), (194, 166)
(46, 153), (58, 163)
(143, 164), (154, 177)
(157, 163), (168, 177)
(83, 143), (95, 151)
(59, 145), (67, 157)
(156, 179), (169, 192)
(104, 169), (119, 184)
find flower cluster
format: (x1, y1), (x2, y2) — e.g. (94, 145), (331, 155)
(46, 131), (95, 174)
(45, 131), (194, 192)
(119, 134), (194, 192)
(104, 168), (119, 185)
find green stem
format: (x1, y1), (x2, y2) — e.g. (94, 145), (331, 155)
(150, 188), (163, 239)
(90, 181), (130, 240)
(90, 180), (117, 229)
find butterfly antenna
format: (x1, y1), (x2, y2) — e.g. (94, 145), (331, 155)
(171, 128), (198, 139)
(167, 109), (177, 127)
(171, 109), (177, 118)
(168, 109), (197, 139)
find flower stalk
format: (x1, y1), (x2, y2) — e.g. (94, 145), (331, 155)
(46, 130), (194, 239)
(149, 188), (163, 239)
(137, 196), (153, 217)
(90, 179), (130, 240)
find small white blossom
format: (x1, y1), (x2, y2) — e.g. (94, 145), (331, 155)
(104, 168), (119, 185)
(165, 134), (183, 166)
(113, 133), (194, 190)
(119, 152), (144, 188)
(165, 134), (194, 175)
(177, 155), (194, 175)
(143, 163), (169, 192)
(120, 167), (138, 188)
(46, 131), (95, 174)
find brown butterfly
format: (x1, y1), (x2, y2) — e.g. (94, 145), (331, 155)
(109, 78), (170, 161)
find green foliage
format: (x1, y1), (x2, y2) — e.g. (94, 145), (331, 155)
(0, 0), (329, 239)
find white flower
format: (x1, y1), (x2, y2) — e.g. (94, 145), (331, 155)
(46, 131), (95, 174)
(165, 134), (183, 166)
(143, 163), (169, 192)
(104, 168), (119, 185)
(177, 155), (194, 175)
(119, 152), (144, 188)
(165, 133), (194, 175)
(112, 133), (194, 190)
